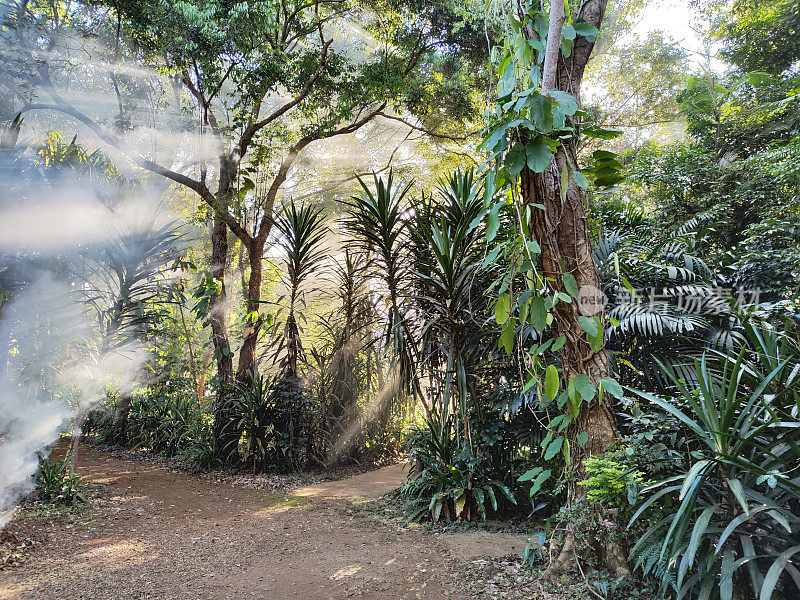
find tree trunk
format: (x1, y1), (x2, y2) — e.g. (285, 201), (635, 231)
(521, 150), (617, 494)
(208, 214), (237, 463)
(518, 0), (628, 576)
(111, 392), (132, 444)
(235, 239), (265, 387)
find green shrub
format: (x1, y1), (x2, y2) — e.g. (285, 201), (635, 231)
(399, 415), (516, 523)
(629, 340), (800, 600)
(36, 457), (86, 505)
(579, 456), (645, 507)
(127, 392), (203, 456)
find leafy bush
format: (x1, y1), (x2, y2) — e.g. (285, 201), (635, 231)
(185, 434), (225, 473)
(579, 456), (645, 507)
(629, 335), (800, 600)
(36, 457), (86, 505)
(228, 373), (318, 473)
(400, 415), (516, 524)
(127, 392), (203, 457)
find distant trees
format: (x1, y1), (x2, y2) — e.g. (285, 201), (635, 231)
(2, 0), (487, 461)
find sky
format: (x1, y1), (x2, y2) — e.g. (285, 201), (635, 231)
(632, 0), (726, 72)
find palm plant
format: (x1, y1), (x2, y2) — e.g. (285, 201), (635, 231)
(308, 250), (383, 462)
(344, 172), (419, 397)
(628, 332), (800, 600)
(596, 218), (745, 389)
(77, 219), (184, 443)
(80, 220), (183, 352)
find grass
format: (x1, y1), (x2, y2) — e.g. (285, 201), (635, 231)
(251, 490), (311, 509)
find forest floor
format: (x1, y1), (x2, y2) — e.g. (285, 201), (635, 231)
(0, 446), (536, 599)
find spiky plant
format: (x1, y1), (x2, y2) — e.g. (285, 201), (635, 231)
(409, 169), (489, 444)
(628, 331), (800, 600)
(344, 171), (419, 401)
(272, 199), (328, 377)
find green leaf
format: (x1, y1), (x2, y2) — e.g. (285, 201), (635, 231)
(495, 293), (511, 324)
(497, 64), (516, 97)
(486, 202), (502, 241)
(576, 432), (589, 447)
(518, 467), (543, 482)
(529, 96), (554, 133)
(505, 148), (526, 175)
(573, 170), (589, 189)
(500, 318), (515, 354)
(526, 136), (553, 173)
(583, 125), (621, 140)
(599, 377), (624, 399)
(573, 19), (599, 42)
(563, 272), (579, 299)
(544, 436), (563, 461)
(529, 469), (551, 496)
(680, 460), (709, 500)
(572, 374), (596, 402)
(529, 296), (547, 330)
(545, 365), (559, 400)
(561, 25), (576, 40)
(760, 546), (800, 600)
(727, 478), (749, 515)
(548, 90), (578, 116)
(578, 315), (598, 337)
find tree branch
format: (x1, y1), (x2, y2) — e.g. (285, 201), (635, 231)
(254, 102), (388, 243)
(541, 0), (565, 92)
(375, 112), (479, 141)
(238, 38), (333, 159)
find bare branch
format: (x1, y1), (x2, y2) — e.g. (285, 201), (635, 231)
(541, 0), (565, 92)
(255, 102), (388, 243)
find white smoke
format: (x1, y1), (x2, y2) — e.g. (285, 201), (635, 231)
(0, 178), (172, 529)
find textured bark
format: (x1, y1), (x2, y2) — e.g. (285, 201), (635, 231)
(235, 238), (265, 387)
(208, 212), (237, 462)
(519, 0), (628, 578)
(111, 392), (132, 444)
(521, 148), (617, 491)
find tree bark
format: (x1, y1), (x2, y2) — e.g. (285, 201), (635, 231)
(111, 392), (132, 444)
(235, 238), (265, 387)
(208, 213), (237, 462)
(519, 0), (628, 578)
(521, 149), (617, 492)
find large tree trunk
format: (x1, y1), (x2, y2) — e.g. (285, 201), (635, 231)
(519, 0), (627, 577)
(521, 150), (617, 490)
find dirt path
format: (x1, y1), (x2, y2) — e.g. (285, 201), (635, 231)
(0, 448), (525, 600)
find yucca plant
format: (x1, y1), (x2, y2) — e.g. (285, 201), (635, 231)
(272, 199), (328, 376)
(344, 171), (420, 401)
(36, 457), (87, 506)
(628, 341), (800, 600)
(409, 169), (490, 443)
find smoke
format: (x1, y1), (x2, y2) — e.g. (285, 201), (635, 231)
(0, 167), (176, 529)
